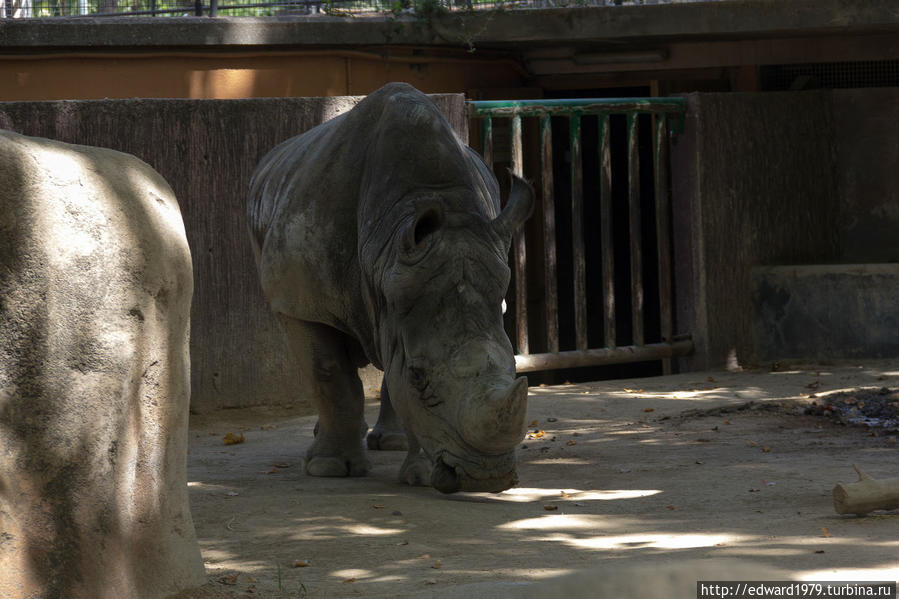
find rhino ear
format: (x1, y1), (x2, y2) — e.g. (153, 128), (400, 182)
(492, 172), (534, 247)
(401, 198), (445, 262)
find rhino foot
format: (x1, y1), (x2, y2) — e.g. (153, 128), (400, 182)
(367, 428), (408, 451)
(305, 442), (370, 477)
(399, 452), (431, 487)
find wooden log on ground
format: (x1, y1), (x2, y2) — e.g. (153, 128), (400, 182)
(833, 464), (899, 516)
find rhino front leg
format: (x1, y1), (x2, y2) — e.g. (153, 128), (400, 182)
(398, 429), (431, 487)
(277, 314), (370, 477)
(367, 378), (409, 451)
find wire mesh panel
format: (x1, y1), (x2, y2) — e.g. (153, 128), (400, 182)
(469, 98), (692, 374)
(0, 0), (747, 18)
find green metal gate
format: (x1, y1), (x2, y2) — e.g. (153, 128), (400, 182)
(468, 97), (693, 373)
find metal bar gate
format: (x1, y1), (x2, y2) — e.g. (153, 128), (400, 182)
(468, 97), (693, 373)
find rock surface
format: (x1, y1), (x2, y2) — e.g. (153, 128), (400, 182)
(0, 129), (205, 598)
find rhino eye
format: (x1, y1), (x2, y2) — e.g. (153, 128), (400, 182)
(401, 201), (444, 262)
(414, 208), (442, 246)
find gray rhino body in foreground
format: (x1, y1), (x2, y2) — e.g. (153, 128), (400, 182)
(247, 83), (533, 493)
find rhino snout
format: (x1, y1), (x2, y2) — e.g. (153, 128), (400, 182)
(463, 377), (528, 455)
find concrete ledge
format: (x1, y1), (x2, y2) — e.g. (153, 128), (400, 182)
(751, 264), (899, 362)
(2, 0), (899, 50)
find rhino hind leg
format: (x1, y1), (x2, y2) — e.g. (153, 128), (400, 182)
(367, 379), (409, 451)
(277, 315), (370, 477)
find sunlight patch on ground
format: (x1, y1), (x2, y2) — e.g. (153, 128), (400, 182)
(483, 487), (661, 503)
(500, 568), (576, 580)
(546, 532), (738, 550)
(527, 458), (594, 466)
(499, 514), (610, 531)
(187, 481), (239, 493)
(287, 520), (405, 541)
(198, 547), (236, 562)
(344, 524), (405, 536)
(331, 568), (374, 580)
(369, 575), (409, 583)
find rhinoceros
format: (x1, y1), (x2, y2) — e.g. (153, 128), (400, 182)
(247, 83), (533, 493)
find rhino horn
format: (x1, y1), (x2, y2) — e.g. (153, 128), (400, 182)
(491, 173), (534, 245)
(465, 377), (529, 454)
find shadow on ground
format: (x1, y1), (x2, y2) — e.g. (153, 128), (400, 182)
(176, 362), (899, 598)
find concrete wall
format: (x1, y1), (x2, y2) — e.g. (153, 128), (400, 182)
(672, 88), (899, 369)
(671, 91), (842, 370)
(832, 88), (899, 263)
(751, 264), (899, 362)
(0, 94), (468, 412)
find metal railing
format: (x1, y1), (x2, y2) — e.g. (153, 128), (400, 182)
(468, 97), (692, 373)
(0, 0), (745, 18)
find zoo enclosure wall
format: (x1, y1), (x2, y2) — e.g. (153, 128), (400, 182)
(2, 87), (896, 410)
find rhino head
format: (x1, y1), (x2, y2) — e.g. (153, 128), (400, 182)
(359, 88), (534, 493)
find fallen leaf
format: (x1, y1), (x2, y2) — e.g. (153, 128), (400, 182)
(372, 504), (386, 509)
(747, 441), (758, 447)
(815, 550), (825, 554)
(218, 574), (239, 585)
(222, 433), (245, 446)
(707, 376), (716, 383)
(820, 527), (832, 538)
(566, 440), (577, 446)
(529, 419), (538, 427)
(420, 554), (431, 559)
(806, 381), (820, 389)
(643, 408), (655, 413)
(666, 505), (676, 510)
(294, 560), (310, 568)
(528, 430), (546, 439)
(343, 578), (356, 583)
(265, 467), (278, 474)
(723, 420), (731, 425)
(560, 491), (572, 498)
(246, 576), (257, 583)
(695, 438), (711, 443)
(544, 505), (559, 511)
(431, 560), (443, 569)
(762, 446), (771, 453)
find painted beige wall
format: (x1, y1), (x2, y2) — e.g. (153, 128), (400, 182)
(0, 50), (525, 101)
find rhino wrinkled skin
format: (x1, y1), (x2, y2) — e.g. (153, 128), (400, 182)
(247, 83), (533, 493)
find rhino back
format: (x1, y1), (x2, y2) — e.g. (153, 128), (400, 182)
(247, 106), (377, 359)
(247, 83), (495, 366)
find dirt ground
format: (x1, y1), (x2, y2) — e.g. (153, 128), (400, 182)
(176, 361), (899, 598)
